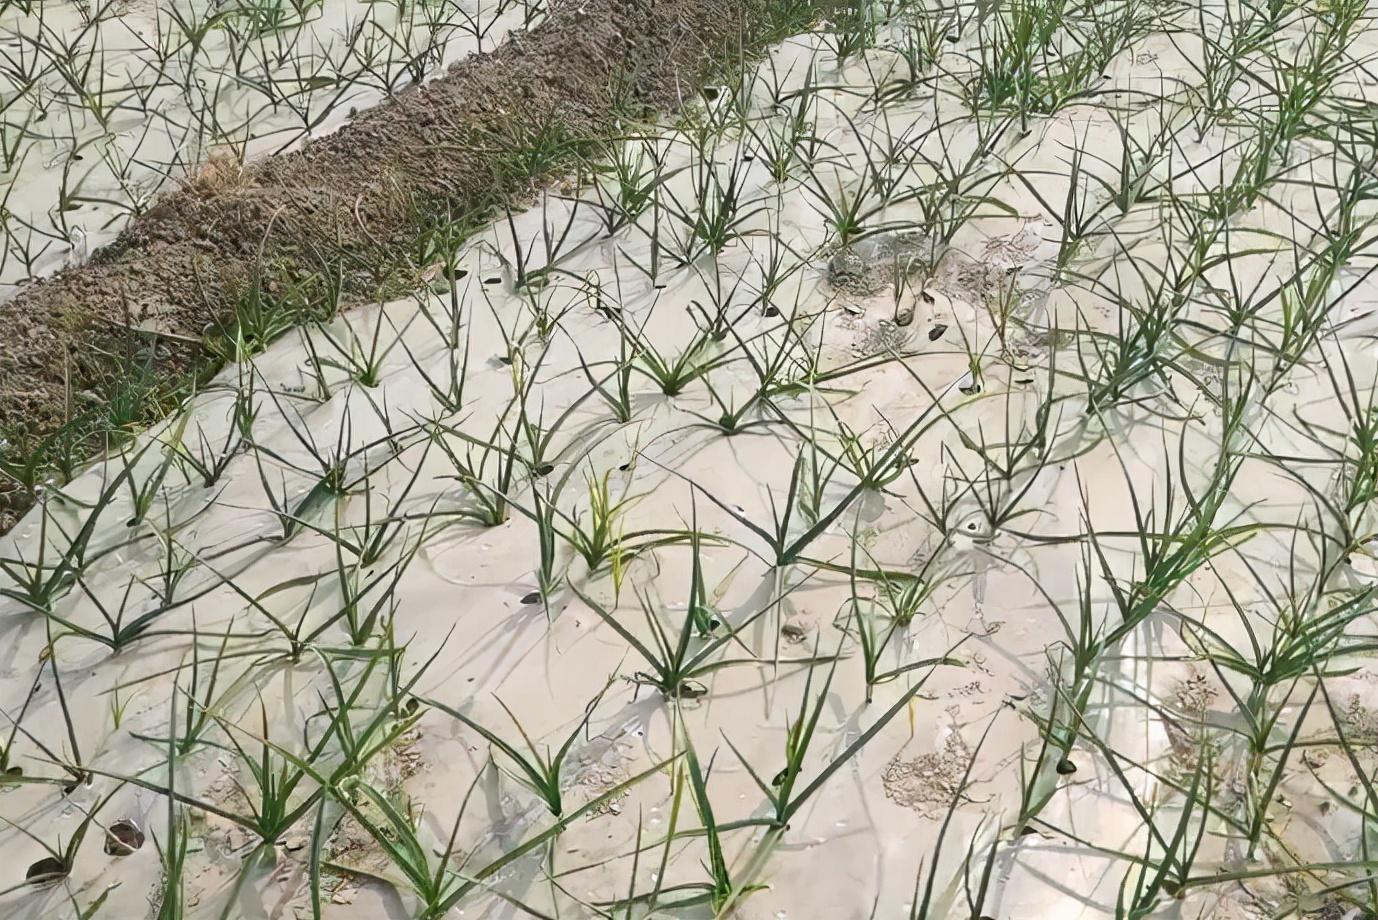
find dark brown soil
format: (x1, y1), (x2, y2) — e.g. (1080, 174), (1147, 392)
(0, 0), (810, 532)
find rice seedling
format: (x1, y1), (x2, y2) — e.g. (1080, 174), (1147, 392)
(658, 132), (768, 265)
(429, 412), (524, 526)
(125, 621), (244, 756)
(307, 302), (414, 389)
(1089, 390), (1257, 650)
(171, 372), (259, 489)
(555, 467), (646, 572)
(0, 630), (98, 794)
(711, 651), (958, 913)
(617, 307), (735, 399)
(423, 677), (614, 816)
(576, 339), (638, 425)
(835, 533), (958, 700)
(823, 0), (883, 66)
(571, 547), (796, 699)
(798, 124), (917, 245)
(400, 313), (474, 416)
(330, 751), (678, 919)
(1010, 132), (1100, 278)
(676, 736), (756, 912)
(0, 455), (137, 614)
(744, 68), (825, 184)
(875, 0), (955, 104)
(320, 764), (489, 917)
(585, 135), (675, 237)
(678, 375), (949, 566)
(491, 196), (592, 294)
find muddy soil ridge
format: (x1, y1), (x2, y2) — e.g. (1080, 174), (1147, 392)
(0, 0), (765, 530)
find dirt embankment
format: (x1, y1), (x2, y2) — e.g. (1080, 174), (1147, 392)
(0, 0), (795, 531)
